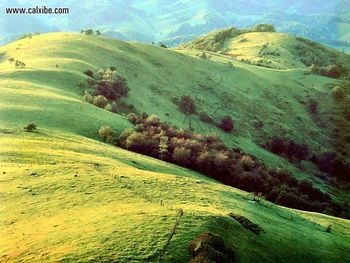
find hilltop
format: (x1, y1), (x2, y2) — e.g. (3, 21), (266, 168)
(0, 31), (350, 262)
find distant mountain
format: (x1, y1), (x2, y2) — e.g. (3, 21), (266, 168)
(1, 0), (349, 49)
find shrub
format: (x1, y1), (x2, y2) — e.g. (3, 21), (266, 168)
(83, 91), (94, 103)
(83, 69), (94, 77)
(269, 137), (287, 154)
(251, 24), (276, 32)
(92, 95), (108, 108)
(104, 103), (113, 111)
(228, 213), (263, 235)
(286, 140), (309, 161)
(199, 112), (213, 123)
(188, 232), (234, 263)
(24, 122), (37, 132)
(331, 86), (345, 100)
(145, 114), (160, 126)
(95, 68), (129, 100)
(219, 116), (234, 132)
(308, 100), (318, 114)
(178, 96), (196, 115)
(172, 147), (192, 165)
(98, 125), (113, 142)
(159, 43), (167, 48)
(127, 113), (140, 125)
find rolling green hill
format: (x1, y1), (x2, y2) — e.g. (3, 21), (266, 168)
(0, 32), (350, 262)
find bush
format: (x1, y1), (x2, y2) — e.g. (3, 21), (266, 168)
(178, 96), (196, 115)
(98, 126), (113, 142)
(92, 95), (109, 108)
(308, 100), (318, 114)
(95, 68), (129, 100)
(172, 147), (192, 165)
(127, 113), (140, 125)
(188, 232), (234, 263)
(24, 122), (37, 132)
(229, 213), (263, 235)
(83, 91), (94, 103)
(145, 114), (160, 126)
(219, 116), (234, 132)
(331, 86), (345, 100)
(83, 69), (94, 77)
(251, 24), (276, 32)
(199, 112), (213, 123)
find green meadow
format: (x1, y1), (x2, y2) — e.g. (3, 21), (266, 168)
(0, 31), (349, 262)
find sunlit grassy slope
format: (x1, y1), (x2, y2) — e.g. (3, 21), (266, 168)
(1, 130), (350, 262)
(0, 32), (350, 262)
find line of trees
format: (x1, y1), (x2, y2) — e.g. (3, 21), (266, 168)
(98, 112), (350, 218)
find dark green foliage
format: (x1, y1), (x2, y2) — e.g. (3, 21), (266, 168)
(159, 42), (167, 48)
(312, 152), (350, 182)
(98, 125), (113, 143)
(188, 232), (235, 263)
(95, 68), (128, 100)
(81, 67), (129, 109)
(331, 86), (345, 100)
(219, 116), (234, 132)
(83, 69), (94, 78)
(15, 60), (26, 68)
(24, 122), (37, 132)
(199, 112), (213, 124)
(251, 24), (276, 32)
(228, 213), (263, 235)
(308, 100), (318, 114)
(119, 113), (344, 217)
(178, 96), (196, 115)
(268, 137), (309, 161)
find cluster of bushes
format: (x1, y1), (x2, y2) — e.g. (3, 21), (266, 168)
(106, 113), (344, 216)
(18, 32), (40, 40)
(80, 29), (101, 36)
(267, 137), (309, 161)
(251, 24), (276, 32)
(311, 152), (350, 182)
(8, 57), (26, 68)
(80, 67), (129, 111)
(310, 63), (348, 79)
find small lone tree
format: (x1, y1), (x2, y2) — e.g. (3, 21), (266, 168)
(178, 96), (196, 129)
(219, 116), (234, 132)
(8, 57), (15, 63)
(24, 122), (37, 132)
(98, 125), (113, 142)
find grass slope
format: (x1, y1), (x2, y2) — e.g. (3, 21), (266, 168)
(1, 33), (349, 188)
(0, 32), (350, 261)
(1, 129), (350, 262)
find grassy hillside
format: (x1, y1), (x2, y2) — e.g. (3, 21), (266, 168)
(0, 32), (350, 261)
(1, 129), (350, 262)
(1, 33), (349, 185)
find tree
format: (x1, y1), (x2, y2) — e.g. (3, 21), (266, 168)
(159, 42), (167, 48)
(24, 122), (37, 132)
(8, 57), (15, 63)
(84, 29), (94, 35)
(178, 96), (196, 129)
(219, 116), (234, 132)
(98, 126), (113, 142)
(172, 146), (191, 165)
(95, 30), (101, 36)
(159, 133), (169, 160)
(95, 68), (128, 100)
(92, 95), (108, 108)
